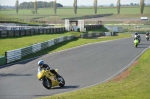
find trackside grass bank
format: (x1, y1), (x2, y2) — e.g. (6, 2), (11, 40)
(37, 47), (150, 99)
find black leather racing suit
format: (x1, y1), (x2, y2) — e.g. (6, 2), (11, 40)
(40, 64), (60, 77)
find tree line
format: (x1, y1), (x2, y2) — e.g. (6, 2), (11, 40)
(19, 1), (63, 9)
(15, 0), (146, 14)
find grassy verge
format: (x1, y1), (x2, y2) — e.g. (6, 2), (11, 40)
(37, 43), (150, 99)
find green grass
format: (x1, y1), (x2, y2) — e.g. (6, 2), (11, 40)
(37, 42), (150, 99)
(0, 6), (150, 20)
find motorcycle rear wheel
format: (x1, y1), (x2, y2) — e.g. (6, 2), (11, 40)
(147, 38), (149, 41)
(135, 44), (138, 48)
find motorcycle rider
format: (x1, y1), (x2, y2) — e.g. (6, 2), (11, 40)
(134, 32), (138, 39)
(137, 34), (141, 39)
(38, 60), (62, 83)
(134, 32), (138, 36)
(146, 32), (149, 36)
(134, 32), (141, 42)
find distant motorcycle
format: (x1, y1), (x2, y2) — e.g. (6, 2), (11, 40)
(146, 35), (149, 41)
(37, 67), (65, 89)
(134, 35), (140, 43)
(134, 39), (139, 48)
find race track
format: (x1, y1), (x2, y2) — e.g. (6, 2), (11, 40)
(0, 34), (149, 99)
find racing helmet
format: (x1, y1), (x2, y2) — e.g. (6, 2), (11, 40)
(134, 35), (137, 38)
(135, 32), (138, 35)
(38, 60), (44, 66)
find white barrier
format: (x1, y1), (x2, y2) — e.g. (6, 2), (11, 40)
(140, 17), (148, 20)
(32, 43), (41, 53)
(6, 49), (21, 63)
(5, 35), (75, 63)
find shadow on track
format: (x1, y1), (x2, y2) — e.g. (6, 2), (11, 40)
(136, 46), (149, 48)
(52, 85), (80, 89)
(139, 44), (150, 45)
(0, 73), (32, 77)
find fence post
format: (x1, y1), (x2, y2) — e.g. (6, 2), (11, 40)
(0, 31), (1, 38)
(5, 52), (7, 64)
(7, 30), (8, 37)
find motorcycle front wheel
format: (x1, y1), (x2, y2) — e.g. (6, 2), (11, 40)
(42, 77), (52, 89)
(147, 38), (149, 41)
(58, 76), (65, 87)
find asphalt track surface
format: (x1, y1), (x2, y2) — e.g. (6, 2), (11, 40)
(0, 34), (150, 99)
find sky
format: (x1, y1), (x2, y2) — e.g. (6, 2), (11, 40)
(0, 0), (150, 6)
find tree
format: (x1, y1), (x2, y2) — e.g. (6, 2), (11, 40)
(93, 0), (97, 14)
(54, 0), (57, 14)
(19, 1), (63, 9)
(130, 3), (133, 6)
(0, 3), (1, 10)
(34, 0), (37, 14)
(15, 0), (19, 14)
(73, 0), (77, 14)
(140, 0), (145, 14)
(110, 3), (114, 7)
(117, 0), (121, 14)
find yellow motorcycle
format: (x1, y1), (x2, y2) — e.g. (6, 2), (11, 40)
(37, 67), (65, 89)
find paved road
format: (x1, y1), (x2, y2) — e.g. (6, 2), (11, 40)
(0, 34), (149, 99)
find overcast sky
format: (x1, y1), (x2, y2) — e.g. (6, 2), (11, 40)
(0, 0), (150, 6)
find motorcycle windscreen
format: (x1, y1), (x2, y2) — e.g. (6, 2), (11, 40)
(55, 69), (58, 72)
(37, 68), (44, 79)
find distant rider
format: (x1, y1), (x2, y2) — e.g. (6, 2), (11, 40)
(38, 60), (62, 83)
(145, 32), (149, 36)
(134, 32), (138, 39)
(134, 32), (141, 42)
(137, 34), (141, 39)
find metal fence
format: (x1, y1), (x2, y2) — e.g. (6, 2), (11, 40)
(0, 27), (65, 38)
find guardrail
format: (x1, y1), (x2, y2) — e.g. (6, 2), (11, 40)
(80, 32), (105, 38)
(5, 35), (75, 63)
(0, 27), (65, 38)
(85, 25), (102, 30)
(0, 25), (103, 38)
